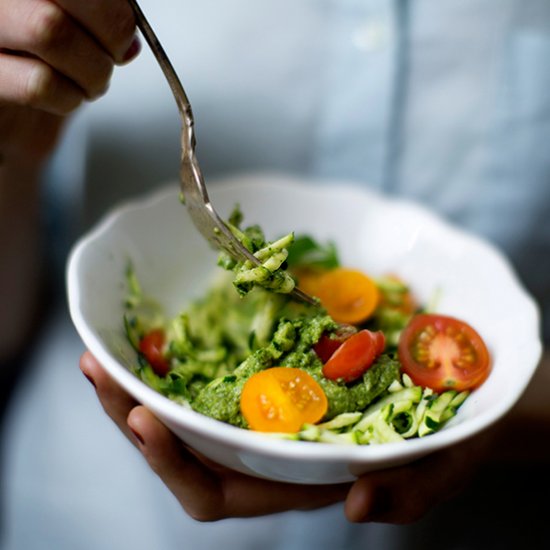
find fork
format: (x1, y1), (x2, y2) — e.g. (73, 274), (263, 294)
(127, 0), (316, 305)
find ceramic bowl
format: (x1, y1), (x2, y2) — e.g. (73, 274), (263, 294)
(67, 173), (542, 484)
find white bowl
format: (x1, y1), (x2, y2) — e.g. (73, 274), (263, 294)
(67, 173), (542, 484)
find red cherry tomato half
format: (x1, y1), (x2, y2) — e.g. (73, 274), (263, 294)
(313, 324), (357, 363)
(139, 329), (170, 376)
(322, 329), (385, 383)
(372, 330), (386, 355)
(398, 314), (490, 392)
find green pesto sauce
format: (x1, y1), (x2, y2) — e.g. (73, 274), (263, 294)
(126, 268), (401, 428)
(217, 208), (297, 296)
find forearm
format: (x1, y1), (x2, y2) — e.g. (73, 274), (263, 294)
(0, 160), (44, 361)
(0, 109), (67, 363)
(0, 0), (139, 358)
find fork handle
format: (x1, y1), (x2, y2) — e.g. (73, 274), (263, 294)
(127, 0), (194, 129)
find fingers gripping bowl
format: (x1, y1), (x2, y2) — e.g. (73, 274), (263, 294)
(67, 174), (542, 484)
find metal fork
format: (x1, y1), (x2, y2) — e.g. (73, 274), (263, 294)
(128, 0), (316, 305)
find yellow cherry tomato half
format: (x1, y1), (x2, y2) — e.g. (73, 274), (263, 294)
(240, 367), (328, 433)
(294, 268), (325, 297)
(315, 268), (380, 325)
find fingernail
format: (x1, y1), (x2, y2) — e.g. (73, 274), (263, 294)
(122, 36), (141, 63)
(83, 373), (96, 388)
(130, 427), (145, 446)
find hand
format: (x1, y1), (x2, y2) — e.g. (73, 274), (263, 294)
(79, 351), (495, 523)
(0, 1), (140, 358)
(79, 352), (350, 520)
(0, 0), (139, 165)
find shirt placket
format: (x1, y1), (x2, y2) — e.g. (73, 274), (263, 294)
(311, 0), (402, 189)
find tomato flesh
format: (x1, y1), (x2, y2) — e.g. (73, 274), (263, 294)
(313, 324), (357, 363)
(139, 329), (170, 376)
(322, 329), (385, 383)
(240, 367), (328, 432)
(372, 330), (386, 355)
(398, 314), (490, 392)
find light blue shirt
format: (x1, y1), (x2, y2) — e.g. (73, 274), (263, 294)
(55, 0), (550, 339)
(4, 1), (549, 549)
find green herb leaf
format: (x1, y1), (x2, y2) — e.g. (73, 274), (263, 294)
(286, 235), (340, 270)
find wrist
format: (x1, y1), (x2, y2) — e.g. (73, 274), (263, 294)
(0, 161), (45, 362)
(0, 159), (43, 202)
(0, 106), (66, 172)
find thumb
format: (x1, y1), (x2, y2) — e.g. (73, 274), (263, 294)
(126, 406), (224, 520)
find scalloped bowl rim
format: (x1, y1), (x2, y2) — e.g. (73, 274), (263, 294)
(67, 174), (543, 472)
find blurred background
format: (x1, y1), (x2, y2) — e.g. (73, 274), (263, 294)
(1, 0), (549, 548)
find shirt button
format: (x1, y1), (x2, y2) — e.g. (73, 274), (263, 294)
(352, 21), (392, 52)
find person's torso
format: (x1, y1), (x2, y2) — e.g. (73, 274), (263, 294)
(49, 0), (550, 336)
